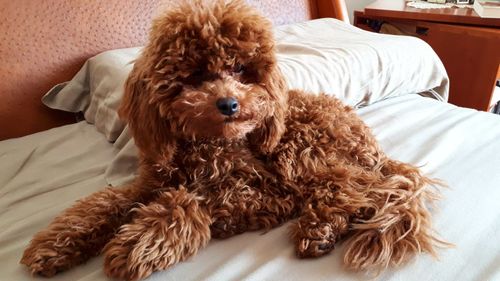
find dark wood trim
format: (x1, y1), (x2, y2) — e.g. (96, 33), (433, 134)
(315, 0), (349, 23)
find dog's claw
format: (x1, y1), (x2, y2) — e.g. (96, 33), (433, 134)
(296, 236), (336, 258)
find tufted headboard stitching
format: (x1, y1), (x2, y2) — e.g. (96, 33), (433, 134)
(0, 0), (347, 140)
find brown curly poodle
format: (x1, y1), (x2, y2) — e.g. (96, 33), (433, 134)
(21, 1), (447, 280)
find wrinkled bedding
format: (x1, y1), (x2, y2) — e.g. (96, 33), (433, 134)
(1, 94), (499, 281)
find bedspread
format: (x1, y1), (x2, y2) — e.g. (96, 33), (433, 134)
(1, 95), (499, 281)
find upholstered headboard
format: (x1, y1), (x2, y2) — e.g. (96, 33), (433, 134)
(0, 0), (347, 140)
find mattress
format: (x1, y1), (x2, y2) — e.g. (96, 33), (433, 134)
(1, 94), (499, 281)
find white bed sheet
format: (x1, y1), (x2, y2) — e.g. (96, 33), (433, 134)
(1, 95), (500, 281)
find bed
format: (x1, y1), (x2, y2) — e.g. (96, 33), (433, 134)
(1, 1), (500, 281)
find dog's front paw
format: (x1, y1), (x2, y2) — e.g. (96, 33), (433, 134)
(293, 223), (338, 258)
(104, 189), (211, 281)
(296, 237), (336, 258)
(103, 237), (134, 281)
(103, 221), (178, 281)
(290, 210), (349, 258)
(210, 213), (246, 239)
(21, 238), (80, 277)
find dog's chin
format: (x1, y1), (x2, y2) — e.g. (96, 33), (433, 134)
(180, 119), (256, 142)
(221, 120), (256, 140)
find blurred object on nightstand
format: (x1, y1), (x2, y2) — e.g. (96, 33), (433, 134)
(428, 0), (447, 4)
(407, 0), (474, 9)
(473, 0), (500, 18)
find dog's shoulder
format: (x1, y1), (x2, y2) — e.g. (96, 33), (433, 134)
(285, 90), (354, 125)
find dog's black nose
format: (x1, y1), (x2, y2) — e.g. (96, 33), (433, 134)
(216, 97), (239, 116)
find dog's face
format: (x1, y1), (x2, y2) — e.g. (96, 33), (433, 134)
(121, 0), (287, 161)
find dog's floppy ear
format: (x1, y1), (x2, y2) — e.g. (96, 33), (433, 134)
(119, 62), (177, 165)
(248, 67), (288, 155)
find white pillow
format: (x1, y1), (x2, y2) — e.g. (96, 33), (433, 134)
(42, 48), (141, 142)
(275, 18), (449, 107)
(43, 18), (449, 143)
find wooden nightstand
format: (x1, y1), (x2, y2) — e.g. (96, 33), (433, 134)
(354, 0), (500, 111)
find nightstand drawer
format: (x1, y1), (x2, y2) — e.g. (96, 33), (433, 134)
(412, 21), (500, 110)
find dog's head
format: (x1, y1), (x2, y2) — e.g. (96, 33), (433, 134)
(120, 0), (287, 162)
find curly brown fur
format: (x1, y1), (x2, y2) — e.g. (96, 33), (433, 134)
(21, 1), (447, 280)
(20, 185), (151, 277)
(279, 91), (448, 270)
(103, 187), (211, 281)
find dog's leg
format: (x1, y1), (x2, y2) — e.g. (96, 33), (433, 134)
(209, 189), (298, 239)
(290, 201), (349, 258)
(103, 187), (211, 281)
(343, 159), (446, 272)
(20, 185), (147, 277)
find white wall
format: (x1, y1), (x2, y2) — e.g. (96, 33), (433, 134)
(345, 0), (376, 23)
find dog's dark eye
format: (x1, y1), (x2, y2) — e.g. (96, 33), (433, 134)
(191, 69), (204, 79)
(182, 69), (204, 86)
(232, 63), (245, 75)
